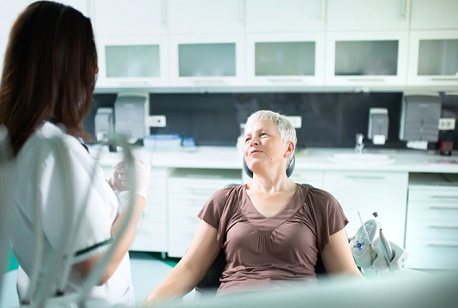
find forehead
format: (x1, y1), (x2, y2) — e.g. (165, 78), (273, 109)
(245, 119), (277, 132)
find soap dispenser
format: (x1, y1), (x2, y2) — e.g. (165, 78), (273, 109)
(368, 108), (389, 145)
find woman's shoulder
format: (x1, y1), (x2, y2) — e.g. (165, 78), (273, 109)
(211, 184), (244, 204)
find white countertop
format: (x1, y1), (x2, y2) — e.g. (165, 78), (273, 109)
(90, 145), (458, 174)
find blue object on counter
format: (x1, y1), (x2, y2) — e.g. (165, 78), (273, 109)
(143, 134), (182, 151)
(182, 137), (196, 152)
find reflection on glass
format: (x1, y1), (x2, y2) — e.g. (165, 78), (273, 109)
(418, 39), (458, 76)
(178, 43), (236, 77)
(255, 41), (315, 76)
(106, 45), (160, 78)
(335, 40), (398, 76)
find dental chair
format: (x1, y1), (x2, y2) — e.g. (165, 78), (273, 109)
(195, 156), (328, 297)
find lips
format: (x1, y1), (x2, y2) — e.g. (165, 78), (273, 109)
(249, 150), (262, 156)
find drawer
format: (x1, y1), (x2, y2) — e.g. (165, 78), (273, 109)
(405, 239), (458, 270)
(408, 189), (458, 202)
(406, 201), (458, 221)
(406, 220), (458, 240)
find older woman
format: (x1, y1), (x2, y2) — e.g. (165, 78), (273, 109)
(144, 110), (361, 305)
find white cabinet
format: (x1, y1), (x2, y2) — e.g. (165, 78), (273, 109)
(93, 0), (169, 88)
(95, 36), (170, 88)
(167, 0), (244, 35)
(99, 164), (169, 253)
(167, 169), (241, 258)
(325, 32), (409, 87)
(405, 173), (458, 270)
(130, 168), (169, 253)
(245, 0), (325, 33)
(169, 35), (245, 87)
(410, 0), (458, 30)
(407, 31), (458, 86)
(245, 33), (325, 86)
(326, 0), (410, 31)
(289, 169), (325, 189)
(323, 171), (408, 246)
(93, 0), (167, 37)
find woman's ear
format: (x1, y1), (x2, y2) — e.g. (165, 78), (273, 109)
(284, 141), (295, 158)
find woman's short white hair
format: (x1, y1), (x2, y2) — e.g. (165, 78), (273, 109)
(245, 110), (297, 147)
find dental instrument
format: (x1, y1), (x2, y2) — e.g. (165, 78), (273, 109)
(373, 212), (395, 269)
(350, 212), (408, 274)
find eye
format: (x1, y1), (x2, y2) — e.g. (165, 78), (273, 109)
(244, 137), (251, 144)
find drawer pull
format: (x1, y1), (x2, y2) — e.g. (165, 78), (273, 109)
(429, 226), (458, 230)
(346, 175), (385, 180)
(431, 196), (458, 200)
(427, 243), (458, 248)
(430, 205), (458, 210)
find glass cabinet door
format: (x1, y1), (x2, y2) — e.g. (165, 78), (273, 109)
(408, 31), (458, 86)
(325, 32), (408, 87)
(169, 35), (245, 87)
(96, 37), (169, 88)
(246, 33), (325, 86)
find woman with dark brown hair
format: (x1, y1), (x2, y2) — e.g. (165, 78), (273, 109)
(0, 1), (150, 306)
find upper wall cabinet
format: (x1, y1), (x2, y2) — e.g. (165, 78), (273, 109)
(410, 0), (458, 30)
(326, 0), (410, 31)
(93, 0), (167, 37)
(407, 31), (458, 86)
(167, 0), (244, 34)
(93, 0), (169, 88)
(325, 32), (409, 86)
(244, 0), (325, 33)
(169, 34), (245, 87)
(95, 37), (170, 88)
(245, 33), (325, 86)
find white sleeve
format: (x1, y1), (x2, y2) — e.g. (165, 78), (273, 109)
(39, 138), (118, 264)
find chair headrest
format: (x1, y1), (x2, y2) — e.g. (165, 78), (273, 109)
(243, 155), (295, 178)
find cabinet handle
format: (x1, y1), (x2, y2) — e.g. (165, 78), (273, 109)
(190, 79), (225, 85)
(238, 0), (245, 26)
(431, 204), (458, 210)
(346, 175), (385, 180)
(402, 0), (411, 21)
(160, 0), (168, 26)
(320, 0), (326, 22)
(429, 225), (458, 230)
(427, 243), (458, 248)
(266, 78), (306, 83)
(346, 77), (386, 82)
(430, 77), (458, 81)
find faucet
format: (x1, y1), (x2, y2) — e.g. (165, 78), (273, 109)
(355, 133), (365, 154)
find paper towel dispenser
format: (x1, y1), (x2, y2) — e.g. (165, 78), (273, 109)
(114, 93), (149, 142)
(399, 94), (441, 142)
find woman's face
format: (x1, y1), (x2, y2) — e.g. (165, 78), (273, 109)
(243, 119), (290, 172)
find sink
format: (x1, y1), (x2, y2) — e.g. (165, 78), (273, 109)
(328, 153), (395, 165)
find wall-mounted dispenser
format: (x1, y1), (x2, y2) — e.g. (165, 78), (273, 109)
(95, 107), (114, 142)
(368, 108), (389, 145)
(399, 93), (441, 143)
(114, 93), (149, 142)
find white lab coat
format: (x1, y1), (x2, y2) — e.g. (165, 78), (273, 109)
(7, 122), (135, 306)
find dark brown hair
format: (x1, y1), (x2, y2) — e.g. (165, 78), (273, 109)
(0, 1), (97, 155)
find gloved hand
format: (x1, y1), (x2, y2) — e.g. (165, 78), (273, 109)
(107, 155), (151, 199)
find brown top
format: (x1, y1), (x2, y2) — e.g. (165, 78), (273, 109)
(198, 184), (348, 295)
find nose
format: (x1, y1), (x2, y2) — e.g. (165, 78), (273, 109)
(249, 136), (260, 146)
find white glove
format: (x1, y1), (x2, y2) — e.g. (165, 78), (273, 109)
(107, 156), (151, 199)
